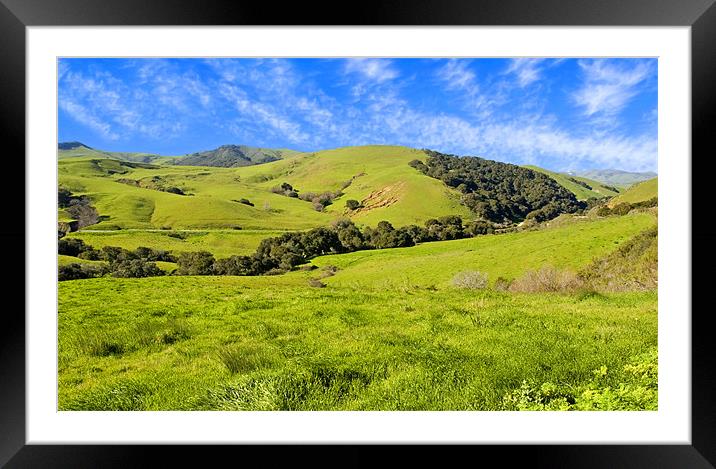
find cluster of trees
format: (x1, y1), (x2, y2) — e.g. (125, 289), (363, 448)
(233, 198), (254, 206)
(410, 151), (585, 223)
(58, 188), (100, 231)
(270, 181), (349, 212)
(174, 216), (495, 277)
(116, 176), (186, 195)
(345, 199), (363, 211)
(596, 197), (657, 217)
(58, 238), (173, 281)
(567, 177), (592, 190)
(59, 216), (497, 281)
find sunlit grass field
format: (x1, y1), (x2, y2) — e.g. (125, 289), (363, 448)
(608, 177), (658, 207)
(66, 229), (284, 258)
(58, 276), (656, 411)
(312, 212), (655, 288)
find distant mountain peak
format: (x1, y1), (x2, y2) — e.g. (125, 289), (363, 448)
(58, 141), (92, 150)
(576, 169), (657, 187)
(174, 144), (286, 168)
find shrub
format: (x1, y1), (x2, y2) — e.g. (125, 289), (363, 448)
(58, 263), (107, 281)
(451, 271), (489, 290)
(610, 202), (633, 216)
(58, 238), (90, 256)
(111, 259), (164, 278)
(509, 266), (583, 293)
(176, 251), (215, 276)
(345, 199), (361, 210)
(493, 277), (513, 291)
(237, 198), (254, 206)
(308, 278), (327, 288)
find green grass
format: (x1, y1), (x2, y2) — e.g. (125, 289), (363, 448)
(608, 177), (658, 207)
(310, 212), (656, 288)
(66, 229), (283, 258)
(58, 276), (656, 411)
(57, 146), (658, 411)
(525, 165), (621, 200)
(58, 255), (107, 267)
(59, 146), (472, 231)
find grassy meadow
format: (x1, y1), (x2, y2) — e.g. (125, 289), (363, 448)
(59, 276), (656, 411)
(57, 144), (658, 411)
(608, 177), (658, 207)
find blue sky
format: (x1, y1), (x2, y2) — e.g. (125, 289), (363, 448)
(58, 57), (657, 172)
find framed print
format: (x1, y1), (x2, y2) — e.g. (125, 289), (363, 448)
(3, 0), (715, 466)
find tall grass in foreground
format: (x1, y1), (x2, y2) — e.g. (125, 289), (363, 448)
(58, 276), (657, 411)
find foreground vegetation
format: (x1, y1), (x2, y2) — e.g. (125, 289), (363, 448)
(56, 143), (658, 411)
(58, 276), (656, 411)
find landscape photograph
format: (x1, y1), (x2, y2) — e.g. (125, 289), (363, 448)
(57, 57), (658, 411)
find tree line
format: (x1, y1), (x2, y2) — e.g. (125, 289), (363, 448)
(59, 216), (496, 280)
(410, 150), (586, 223)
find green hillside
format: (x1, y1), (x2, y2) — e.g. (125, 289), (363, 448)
(58, 142), (173, 164)
(525, 166), (621, 200)
(58, 145), (472, 231)
(310, 211), (656, 288)
(608, 177), (658, 207)
(58, 211), (658, 411)
(66, 229), (283, 258)
(234, 145), (473, 227)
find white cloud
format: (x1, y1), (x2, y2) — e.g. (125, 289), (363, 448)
(573, 59), (653, 117)
(435, 60), (492, 116)
(505, 58), (546, 87)
(219, 84), (309, 144)
(344, 58), (399, 83)
(437, 60), (477, 91)
(58, 99), (119, 141)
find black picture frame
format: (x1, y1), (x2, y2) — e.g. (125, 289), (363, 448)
(2, 0), (714, 466)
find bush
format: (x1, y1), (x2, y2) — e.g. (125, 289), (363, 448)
(238, 198), (254, 206)
(610, 203), (632, 216)
(111, 259), (164, 278)
(308, 278), (327, 288)
(58, 263), (107, 281)
(58, 238), (90, 256)
(509, 266), (583, 293)
(345, 199), (361, 210)
(176, 251), (215, 275)
(451, 271), (489, 290)
(212, 256), (259, 276)
(493, 277), (513, 291)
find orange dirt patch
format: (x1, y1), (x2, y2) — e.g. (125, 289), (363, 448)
(354, 181), (406, 213)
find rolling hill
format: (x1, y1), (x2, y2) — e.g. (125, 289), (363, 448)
(172, 144), (298, 168)
(576, 169), (657, 187)
(607, 177), (658, 207)
(58, 141), (171, 164)
(524, 166), (621, 200)
(58, 145), (473, 230)
(58, 143), (652, 233)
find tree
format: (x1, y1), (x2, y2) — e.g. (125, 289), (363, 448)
(112, 259), (163, 278)
(345, 199), (361, 211)
(176, 251), (215, 275)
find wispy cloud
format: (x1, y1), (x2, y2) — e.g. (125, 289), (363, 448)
(58, 99), (119, 140)
(58, 58), (657, 171)
(437, 59), (477, 91)
(572, 59), (654, 117)
(344, 58), (399, 83)
(219, 83), (309, 144)
(435, 59), (492, 116)
(505, 58), (546, 87)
